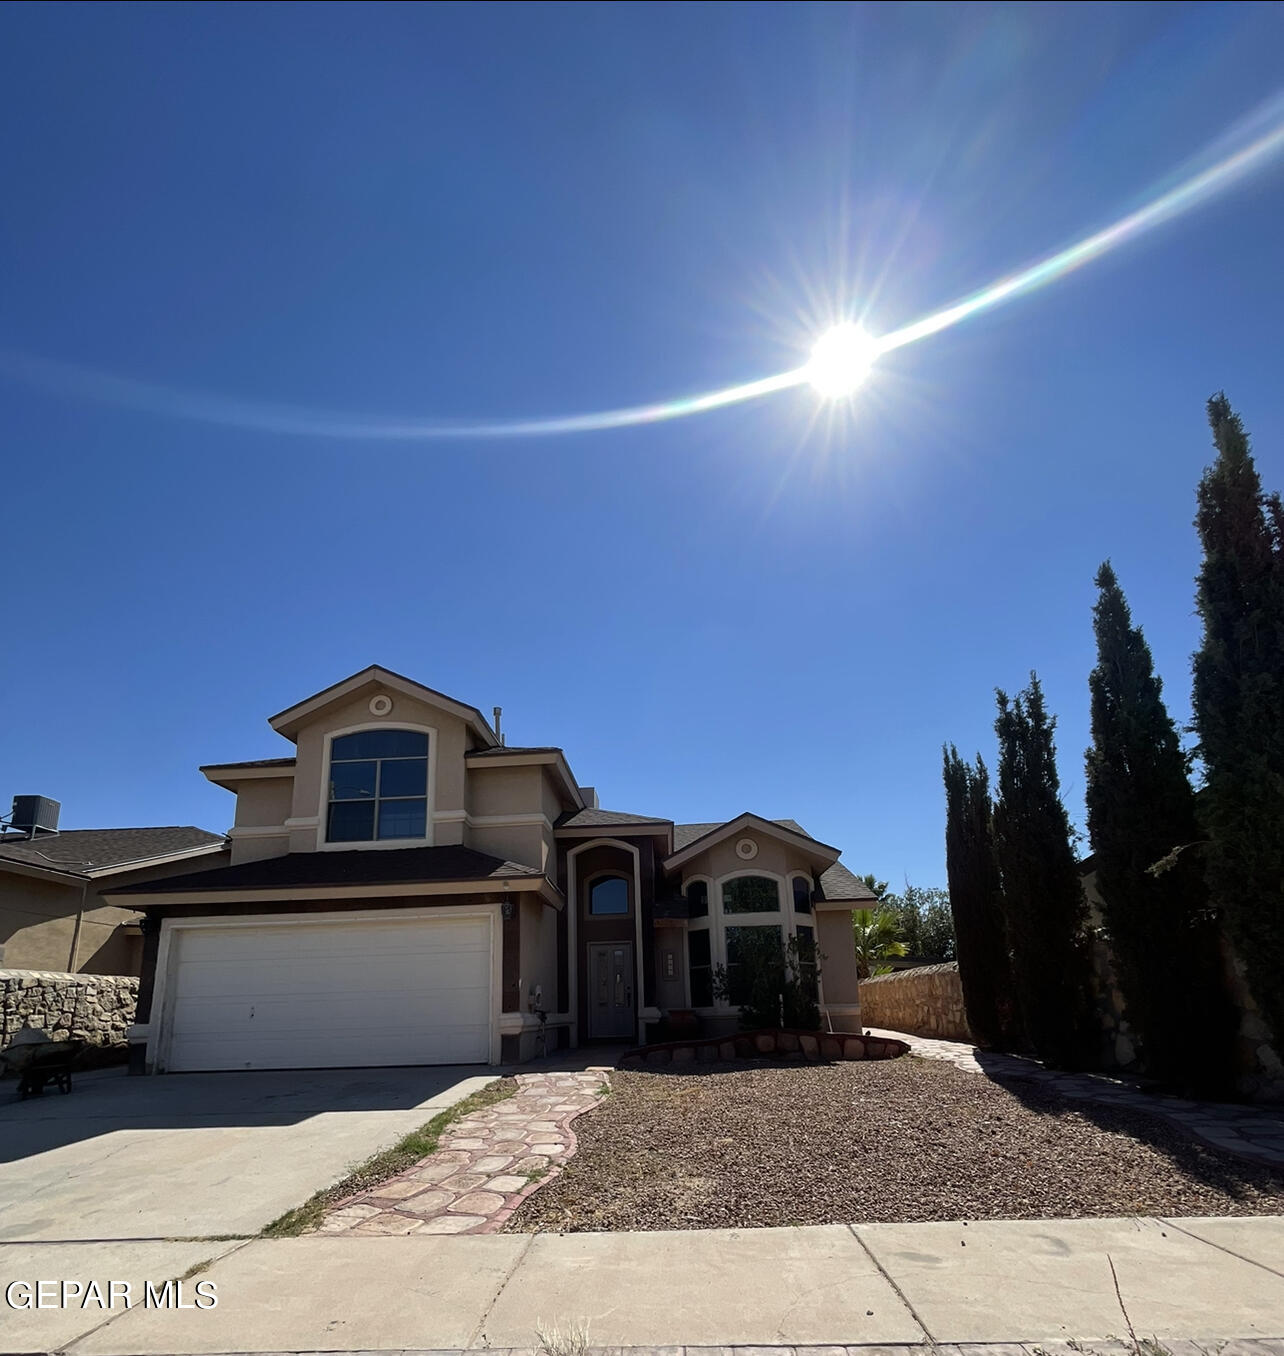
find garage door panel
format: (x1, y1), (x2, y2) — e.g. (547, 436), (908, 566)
(162, 914), (494, 1071)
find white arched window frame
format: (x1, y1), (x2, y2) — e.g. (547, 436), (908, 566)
(712, 868), (791, 1013)
(316, 721), (438, 851)
(682, 874), (714, 1011)
(788, 871), (815, 916)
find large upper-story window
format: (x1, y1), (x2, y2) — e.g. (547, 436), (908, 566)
(327, 729), (429, 842)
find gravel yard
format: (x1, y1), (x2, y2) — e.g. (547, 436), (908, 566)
(506, 1056), (1284, 1232)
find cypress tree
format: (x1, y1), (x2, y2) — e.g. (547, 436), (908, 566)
(943, 746), (1017, 1049)
(1086, 561), (1237, 1096)
(1192, 394), (1284, 1060)
(992, 674), (1098, 1068)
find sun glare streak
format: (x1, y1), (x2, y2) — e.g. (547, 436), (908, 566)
(876, 96), (1284, 356)
(4, 93), (1284, 441)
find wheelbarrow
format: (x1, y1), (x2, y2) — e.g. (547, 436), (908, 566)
(0, 1037), (87, 1098)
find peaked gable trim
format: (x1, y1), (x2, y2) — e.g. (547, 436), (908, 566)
(663, 812), (840, 872)
(268, 665), (500, 746)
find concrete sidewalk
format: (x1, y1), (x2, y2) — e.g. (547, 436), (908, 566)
(3, 1215), (1281, 1355)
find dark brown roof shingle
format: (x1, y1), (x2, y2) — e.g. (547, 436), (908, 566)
(0, 827), (226, 878)
(557, 808), (671, 829)
(104, 844), (543, 896)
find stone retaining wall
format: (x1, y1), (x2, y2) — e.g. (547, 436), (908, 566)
(858, 962), (973, 1042)
(0, 969), (138, 1051)
(620, 1027), (909, 1067)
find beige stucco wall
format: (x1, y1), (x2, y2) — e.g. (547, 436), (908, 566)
(469, 823), (546, 871)
(1, 849), (229, 976)
(229, 775), (295, 865)
(234, 777), (294, 828)
(467, 764), (542, 818)
(517, 894), (560, 1013)
(681, 833), (813, 886)
(0, 873), (139, 974)
(816, 908), (861, 1024)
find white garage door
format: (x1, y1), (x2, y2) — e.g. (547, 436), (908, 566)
(161, 913), (493, 1072)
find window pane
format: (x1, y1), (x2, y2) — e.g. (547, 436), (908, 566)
(722, 876), (780, 914)
(330, 760), (377, 800)
(687, 928), (712, 1007)
(685, 880), (708, 917)
(332, 729), (429, 760)
(688, 928), (711, 967)
(378, 758), (428, 797)
(792, 876), (812, 913)
(795, 924), (819, 1000)
(328, 800), (375, 842)
(377, 798), (427, 839)
(726, 925), (782, 1005)
(589, 877), (629, 915)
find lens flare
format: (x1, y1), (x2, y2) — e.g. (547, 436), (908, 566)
(805, 324), (879, 398)
(3, 92), (1284, 440)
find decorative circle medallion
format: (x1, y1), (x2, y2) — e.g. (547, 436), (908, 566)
(369, 695), (393, 717)
(735, 837), (759, 861)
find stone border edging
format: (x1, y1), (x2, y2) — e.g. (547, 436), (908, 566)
(619, 1027), (910, 1067)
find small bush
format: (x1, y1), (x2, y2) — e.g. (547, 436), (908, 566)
(712, 929), (821, 1031)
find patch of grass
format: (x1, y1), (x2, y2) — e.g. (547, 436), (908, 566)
(535, 1318), (590, 1356)
(261, 1076), (517, 1238)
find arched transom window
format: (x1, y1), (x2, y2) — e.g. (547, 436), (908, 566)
(327, 729), (429, 842)
(589, 875), (630, 916)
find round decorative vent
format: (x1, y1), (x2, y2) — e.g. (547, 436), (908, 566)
(368, 695), (393, 717)
(735, 837), (759, 861)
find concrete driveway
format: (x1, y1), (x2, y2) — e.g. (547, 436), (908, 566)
(0, 1064), (494, 1242)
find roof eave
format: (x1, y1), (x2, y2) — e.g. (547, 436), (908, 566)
(201, 763), (297, 791)
(108, 874), (564, 910)
(0, 855), (87, 884)
(84, 841), (230, 879)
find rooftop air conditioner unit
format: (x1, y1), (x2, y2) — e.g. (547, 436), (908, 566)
(9, 795), (61, 838)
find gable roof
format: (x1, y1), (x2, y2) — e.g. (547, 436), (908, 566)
(268, 665), (500, 747)
(816, 860), (878, 903)
(557, 807), (672, 830)
(103, 844), (543, 897)
(0, 827), (227, 881)
(672, 817), (810, 852)
(665, 813), (840, 871)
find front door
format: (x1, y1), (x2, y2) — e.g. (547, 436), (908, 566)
(587, 941), (635, 1039)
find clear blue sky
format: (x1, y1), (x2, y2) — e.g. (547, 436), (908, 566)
(4, 2), (1283, 888)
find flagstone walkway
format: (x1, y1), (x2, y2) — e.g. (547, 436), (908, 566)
(865, 1026), (1284, 1167)
(315, 1068), (611, 1236)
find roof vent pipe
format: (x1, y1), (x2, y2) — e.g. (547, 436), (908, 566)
(493, 707), (504, 746)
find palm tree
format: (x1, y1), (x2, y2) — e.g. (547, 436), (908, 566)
(852, 909), (908, 980)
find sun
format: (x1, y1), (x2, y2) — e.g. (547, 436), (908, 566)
(805, 323), (880, 398)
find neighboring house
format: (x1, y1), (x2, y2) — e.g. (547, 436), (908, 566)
(0, 824), (229, 975)
(107, 665), (876, 1073)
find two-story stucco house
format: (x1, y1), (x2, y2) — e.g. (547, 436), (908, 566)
(109, 666), (875, 1073)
